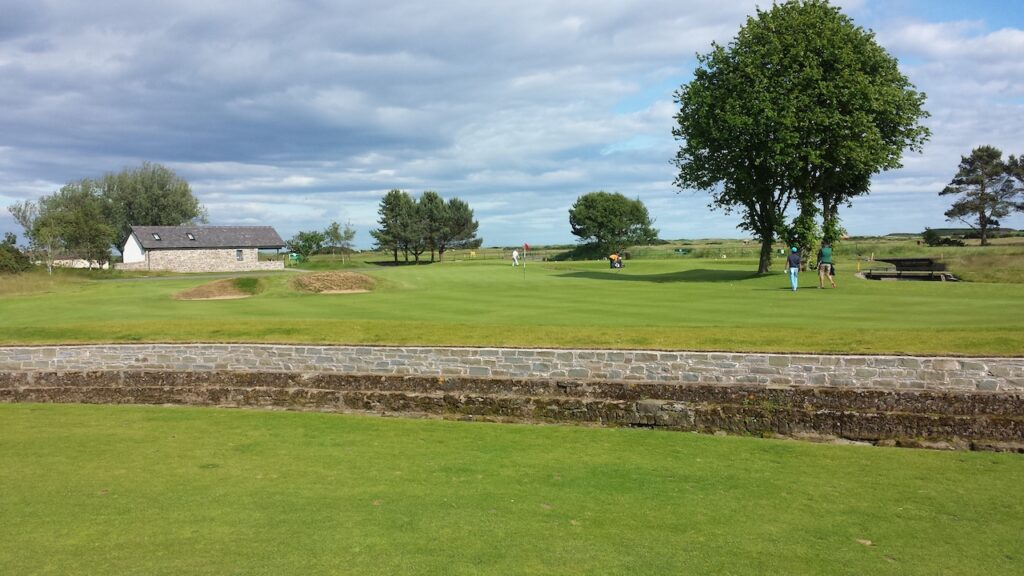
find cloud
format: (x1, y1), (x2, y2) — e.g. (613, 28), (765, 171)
(1, 1), (1023, 248)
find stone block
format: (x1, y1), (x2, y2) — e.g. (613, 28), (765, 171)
(768, 356), (790, 367)
(931, 359), (961, 371)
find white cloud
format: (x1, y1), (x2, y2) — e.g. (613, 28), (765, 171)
(1, 0), (1023, 247)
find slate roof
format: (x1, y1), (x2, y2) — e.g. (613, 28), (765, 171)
(129, 226), (285, 250)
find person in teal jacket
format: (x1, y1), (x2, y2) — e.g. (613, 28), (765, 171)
(817, 241), (836, 289)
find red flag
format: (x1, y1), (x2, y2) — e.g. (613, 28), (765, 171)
(523, 243), (530, 251)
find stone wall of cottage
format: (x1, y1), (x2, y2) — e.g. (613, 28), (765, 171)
(115, 248), (283, 272)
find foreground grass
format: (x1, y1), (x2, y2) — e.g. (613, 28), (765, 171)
(1, 404), (1021, 575)
(1, 258), (1022, 355)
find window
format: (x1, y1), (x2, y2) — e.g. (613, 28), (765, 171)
(186, 232), (195, 241)
(235, 249), (244, 261)
(152, 233), (161, 240)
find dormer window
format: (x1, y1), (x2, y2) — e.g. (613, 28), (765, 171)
(186, 232), (196, 241)
(152, 233), (161, 240)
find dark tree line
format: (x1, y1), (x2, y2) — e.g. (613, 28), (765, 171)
(371, 189), (481, 263)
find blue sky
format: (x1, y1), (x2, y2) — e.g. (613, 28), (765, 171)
(1, 0), (1022, 248)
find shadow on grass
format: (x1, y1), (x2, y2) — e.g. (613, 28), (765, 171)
(558, 269), (760, 283)
(366, 260), (437, 267)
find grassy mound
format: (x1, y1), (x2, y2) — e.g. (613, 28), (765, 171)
(292, 271), (376, 293)
(174, 277), (264, 300)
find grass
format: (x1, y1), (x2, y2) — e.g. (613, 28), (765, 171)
(1, 403), (1022, 576)
(1, 258), (1022, 355)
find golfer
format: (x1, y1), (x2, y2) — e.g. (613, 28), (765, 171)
(786, 247), (801, 292)
(817, 241), (836, 289)
(511, 249), (519, 266)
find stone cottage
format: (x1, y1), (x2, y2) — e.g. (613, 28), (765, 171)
(117, 225), (286, 272)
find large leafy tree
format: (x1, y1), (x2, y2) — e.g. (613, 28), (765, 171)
(569, 191), (658, 253)
(38, 180), (116, 267)
(940, 145), (1023, 246)
(673, 0), (929, 273)
(100, 162), (206, 249)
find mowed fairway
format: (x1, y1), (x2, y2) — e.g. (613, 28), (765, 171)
(1, 258), (1023, 355)
(2, 403), (1022, 576)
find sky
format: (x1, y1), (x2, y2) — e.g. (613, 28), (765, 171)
(1, 0), (1023, 249)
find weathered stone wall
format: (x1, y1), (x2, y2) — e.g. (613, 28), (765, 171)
(114, 249), (284, 273)
(1, 345), (1021, 392)
(2, 345), (1022, 450)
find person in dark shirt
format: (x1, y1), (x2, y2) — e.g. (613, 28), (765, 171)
(817, 241), (836, 289)
(786, 247), (801, 292)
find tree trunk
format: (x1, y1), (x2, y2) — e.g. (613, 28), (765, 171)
(979, 211), (989, 246)
(758, 236), (773, 274)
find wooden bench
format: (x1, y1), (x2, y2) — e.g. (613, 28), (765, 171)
(864, 258), (957, 281)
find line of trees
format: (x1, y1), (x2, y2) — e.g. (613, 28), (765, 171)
(371, 189), (481, 263)
(673, 0), (930, 273)
(286, 220), (357, 262)
(7, 162), (205, 273)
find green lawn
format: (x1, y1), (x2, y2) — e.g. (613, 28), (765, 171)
(1, 403), (1021, 576)
(1, 258), (1022, 355)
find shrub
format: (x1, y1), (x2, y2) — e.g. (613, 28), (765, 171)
(922, 228), (965, 247)
(0, 233), (31, 274)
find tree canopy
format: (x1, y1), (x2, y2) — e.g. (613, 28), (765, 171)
(673, 0), (929, 273)
(100, 162), (206, 249)
(940, 145), (1023, 246)
(371, 190), (481, 263)
(286, 230), (327, 261)
(324, 220), (357, 262)
(7, 162), (205, 273)
(568, 191), (658, 253)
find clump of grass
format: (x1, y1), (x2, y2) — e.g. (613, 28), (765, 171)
(0, 268), (87, 296)
(946, 253), (1024, 283)
(232, 277), (264, 295)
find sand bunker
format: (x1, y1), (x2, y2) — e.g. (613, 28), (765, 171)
(292, 271), (376, 294)
(174, 279), (252, 300)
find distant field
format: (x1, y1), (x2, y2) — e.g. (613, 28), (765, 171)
(1, 255), (1022, 355)
(2, 403), (1022, 576)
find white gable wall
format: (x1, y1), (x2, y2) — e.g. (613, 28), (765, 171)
(122, 234), (146, 263)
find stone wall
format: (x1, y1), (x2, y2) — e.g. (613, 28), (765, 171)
(1, 345), (1021, 392)
(115, 248), (284, 273)
(2, 345), (1022, 450)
